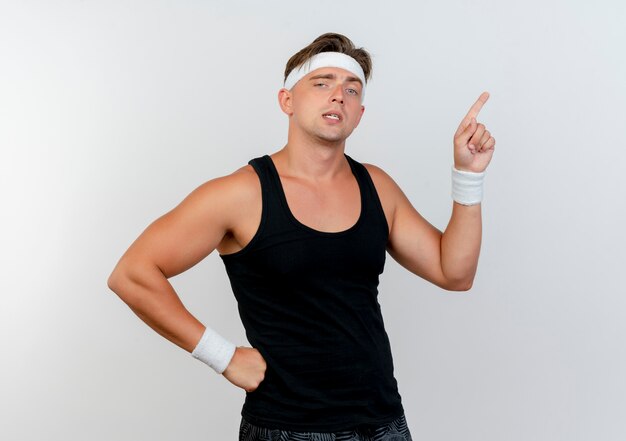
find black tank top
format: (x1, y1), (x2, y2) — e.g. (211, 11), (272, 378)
(220, 154), (404, 432)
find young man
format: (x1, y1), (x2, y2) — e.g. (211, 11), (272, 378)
(108, 33), (495, 440)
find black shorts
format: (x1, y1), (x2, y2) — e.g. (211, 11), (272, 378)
(239, 413), (413, 441)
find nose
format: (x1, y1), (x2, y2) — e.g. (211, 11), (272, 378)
(330, 84), (345, 104)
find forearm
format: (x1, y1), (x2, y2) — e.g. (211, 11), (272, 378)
(440, 201), (482, 289)
(108, 264), (205, 353)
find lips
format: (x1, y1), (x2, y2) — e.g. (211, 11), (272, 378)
(322, 111), (343, 121)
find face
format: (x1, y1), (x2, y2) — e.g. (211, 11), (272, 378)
(279, 66), (366, 145)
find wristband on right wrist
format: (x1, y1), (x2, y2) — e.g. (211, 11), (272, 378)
(191, 326), (236, 374)
(451, 166), (485, 205)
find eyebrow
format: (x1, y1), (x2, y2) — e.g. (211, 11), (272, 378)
(308, 73), (363, 86)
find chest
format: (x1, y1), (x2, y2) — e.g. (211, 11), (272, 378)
(279, 173), (361, 233)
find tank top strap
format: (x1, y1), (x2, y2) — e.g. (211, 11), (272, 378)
(247, 155), (293, 227)
(344, 154), (390, 238)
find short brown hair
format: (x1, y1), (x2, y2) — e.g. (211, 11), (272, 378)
(284, 33), (372, 84)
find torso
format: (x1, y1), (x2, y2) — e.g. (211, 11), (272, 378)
(219, 153), (404, 429)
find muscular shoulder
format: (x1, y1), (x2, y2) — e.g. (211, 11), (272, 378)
(113, 162), (261, 279)
(362, 163), (400, 193)
(191, 163), (260, 232)
(221, 163), (260, 198)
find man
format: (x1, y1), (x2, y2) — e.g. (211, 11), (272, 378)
(108, 32), (495, 440)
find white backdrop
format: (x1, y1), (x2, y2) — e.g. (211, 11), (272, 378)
(1, 1), (625, 440)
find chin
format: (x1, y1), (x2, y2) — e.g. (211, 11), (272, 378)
(315, 129), (353, 143)
(317, 135), (347, 145)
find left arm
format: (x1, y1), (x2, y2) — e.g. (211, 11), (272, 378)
(367, 167), (479, 291)
(368, 91), (495, 291)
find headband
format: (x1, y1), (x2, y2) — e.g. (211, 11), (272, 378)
(283, 51), (367, 103)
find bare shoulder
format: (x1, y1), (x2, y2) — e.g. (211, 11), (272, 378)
(190, 163), (260, 230)
(110, 162), (262, 280)
(198, 163), (257, 192)
(222, 163), (261, 225)
(142, 162), (261, 244)
(362, 162), (408, 202)
(215, 163), (259, 197)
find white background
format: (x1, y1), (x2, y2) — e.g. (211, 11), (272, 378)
(1, 1), (625, 440)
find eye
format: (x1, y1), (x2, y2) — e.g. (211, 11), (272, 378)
(347, 88), (359, 95)
(314, 82), (327, 87)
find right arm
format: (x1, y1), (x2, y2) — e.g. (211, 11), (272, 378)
(107, 167), (266, 392)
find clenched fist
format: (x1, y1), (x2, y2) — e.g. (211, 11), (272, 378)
(222, 346), (267, 392)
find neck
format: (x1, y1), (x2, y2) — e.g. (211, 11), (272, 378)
(272, 135), (349, 181)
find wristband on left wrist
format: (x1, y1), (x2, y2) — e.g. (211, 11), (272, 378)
(451, 166), (485, 205)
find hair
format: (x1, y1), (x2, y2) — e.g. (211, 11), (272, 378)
(284, 32), (372, 84)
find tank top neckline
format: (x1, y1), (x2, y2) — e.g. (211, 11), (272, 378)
(263, 153), (366, 237)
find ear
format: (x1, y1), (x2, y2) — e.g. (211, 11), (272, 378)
(278, 88), (294, 116)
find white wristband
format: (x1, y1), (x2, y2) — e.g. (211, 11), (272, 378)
(451, 166), (485, 205)
(191, 326), (236, 374)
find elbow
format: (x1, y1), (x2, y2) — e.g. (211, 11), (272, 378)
(107, 260), (136, 300)
(456, 279), (474, 292)
(107, 271), (118, 292)
(107, 259), (161, 307)
(107, 268), (141, 308)
(107, 268), (125, 296)
(443, 276), (474, 292)
(439, 261), (477, 292)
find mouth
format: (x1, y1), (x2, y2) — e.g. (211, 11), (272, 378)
(322, 112), (343, 122)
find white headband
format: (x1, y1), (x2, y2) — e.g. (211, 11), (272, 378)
(283, 51), (367, 103)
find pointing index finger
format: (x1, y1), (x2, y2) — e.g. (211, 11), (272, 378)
(455, 91), (490, 138)
(465, 91), (490, 121)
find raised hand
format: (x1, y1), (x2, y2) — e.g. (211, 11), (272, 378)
(453, 91), (496, 173)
